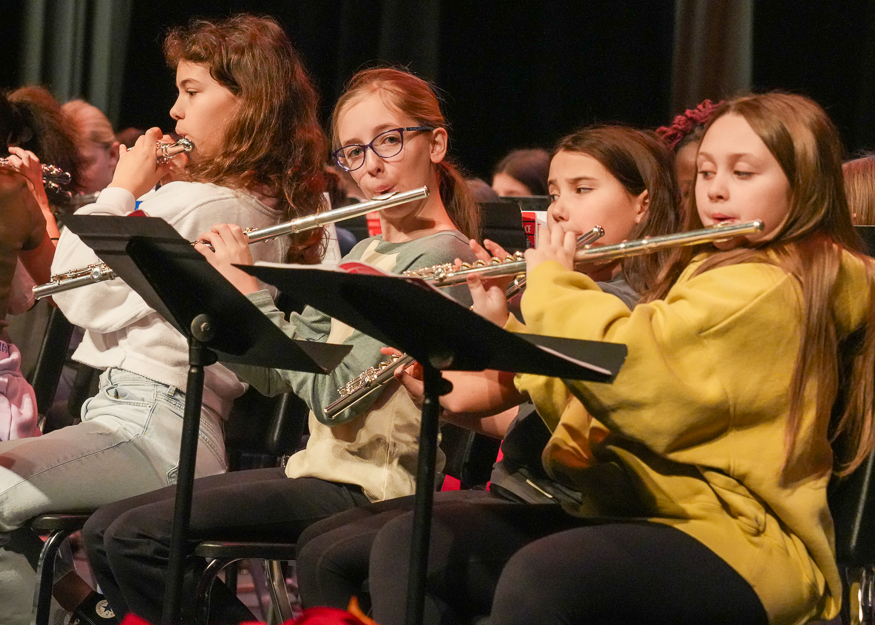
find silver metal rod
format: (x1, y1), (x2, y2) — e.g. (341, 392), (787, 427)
(245, 186), (429, 243)
(324, 354), (416, 420)
(34, 185), (430, 299)
(421, 220), (765, 287)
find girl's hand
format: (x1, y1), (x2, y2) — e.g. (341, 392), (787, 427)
(466, 238), (511, 327)
(5, 147), (45, 194)
(194, 224), (260, 294)
(108, 127), (174, 199)
(5, 147), (57, 237)
(382, 346), (426, 409)
(525, 219), (576, 273)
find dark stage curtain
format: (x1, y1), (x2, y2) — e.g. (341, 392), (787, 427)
(7, 1), (875, 174)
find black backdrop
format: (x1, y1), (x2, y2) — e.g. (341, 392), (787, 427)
(3, 1), (875, 179)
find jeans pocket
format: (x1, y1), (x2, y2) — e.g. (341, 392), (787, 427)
(103, 383), (154, 407)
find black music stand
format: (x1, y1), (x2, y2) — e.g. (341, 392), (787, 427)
(61, 215), (351, 625)
(243, 263), (627, 625)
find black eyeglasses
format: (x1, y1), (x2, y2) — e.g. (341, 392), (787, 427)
(333, 126), (434, 172)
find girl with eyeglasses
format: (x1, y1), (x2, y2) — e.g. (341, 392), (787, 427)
(81, 67), (479, 624)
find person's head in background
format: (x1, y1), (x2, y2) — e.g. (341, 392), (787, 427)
(657, 99), (723, 202)
(843, 154), (875, 226)
(466, 177), (500, 203)
(62, 100), (120, 194)
(491, 148), (550, 197)
(116, 127), (146, 150)
(3, 86), (83, 210)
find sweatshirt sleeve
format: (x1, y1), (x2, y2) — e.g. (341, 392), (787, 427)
(50, 187), (154, 331)
(228, 232), (479, 425)
(516, 259), (798, 454)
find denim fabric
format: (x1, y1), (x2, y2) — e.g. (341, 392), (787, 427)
(0, 368), (227, 625)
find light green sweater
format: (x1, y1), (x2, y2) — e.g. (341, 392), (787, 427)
(516, 251), (873, 625)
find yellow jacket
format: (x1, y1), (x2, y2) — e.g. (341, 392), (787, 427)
(516, 253), (872, 625)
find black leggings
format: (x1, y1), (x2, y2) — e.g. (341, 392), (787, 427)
(365, 500), (769, 625)
(82, 467), (370, 625)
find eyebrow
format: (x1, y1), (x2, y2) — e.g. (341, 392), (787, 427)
(177, 78), (202, 89)
(548, 175), (599, 185)
(696, 150), (756, 161)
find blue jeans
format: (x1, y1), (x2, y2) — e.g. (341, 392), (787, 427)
(0, 368), (227, 625)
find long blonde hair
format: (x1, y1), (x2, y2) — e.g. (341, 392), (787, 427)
(331, 67), (479, 240)
(649, 92), (875, 476)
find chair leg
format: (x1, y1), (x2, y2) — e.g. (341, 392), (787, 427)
(263, 560), (294, 624)
(31, 529), (74, 625)
(195, 557), (239, 625)
(862, 567), (875, 625)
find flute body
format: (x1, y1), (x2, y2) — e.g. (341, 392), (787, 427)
(33, 186), (430, 299)
(321, 226), (606, 420)
(323, 222), (765, 420)
(407, 220), (765, 287)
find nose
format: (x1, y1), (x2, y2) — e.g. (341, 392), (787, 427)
(169, 95), (183, 121)
(548, 195), (568, 224)
(361, 147), (384, 176)
(706, 171), (728, 202)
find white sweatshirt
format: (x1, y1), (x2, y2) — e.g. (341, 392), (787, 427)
(51, 182), (291, 418)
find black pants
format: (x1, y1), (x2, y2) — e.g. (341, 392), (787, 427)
(82, 467), (370, 625)
(301, 495), (769, 625)
(296, 489), (494, 613)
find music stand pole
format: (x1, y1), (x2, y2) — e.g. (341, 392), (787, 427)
(161, 315), (216, 625)
(405, 365), (448, 625)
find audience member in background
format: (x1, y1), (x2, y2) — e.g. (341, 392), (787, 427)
(467, 176), (500, 203)
(62, 100), (120, 199)
(656, 99), (723, 203)
(115, 127), (146, 150)
(844, 154), (875, 225)
(324, 165), (358, 254)
(491, 148), (550, 196)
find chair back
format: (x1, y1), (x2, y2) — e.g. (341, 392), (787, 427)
(830, 450), (875, 566)
(223, 387), (309, 470)
(30, 306), (74, 417)
(440, 422), (501, 489)
(479, 202), (528, 253)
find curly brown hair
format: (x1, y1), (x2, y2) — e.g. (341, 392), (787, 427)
(3, 86), (84, 210)
(164, 14), (328, 260)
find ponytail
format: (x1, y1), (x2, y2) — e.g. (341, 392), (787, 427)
(437, 161), (479, 240)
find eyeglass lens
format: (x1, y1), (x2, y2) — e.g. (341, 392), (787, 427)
(336, 128), (406, 171)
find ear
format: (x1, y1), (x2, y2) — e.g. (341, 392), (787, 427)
(633, 189), (649, 224)
(429, 127), (448, 164)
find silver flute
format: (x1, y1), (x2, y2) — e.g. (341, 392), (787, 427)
(0, 159), (72, 192)
(33, 185), (430, 299)
(126, 137), (195, 164)
(406, 220), (765, 286)
(322, 226), (605, 421)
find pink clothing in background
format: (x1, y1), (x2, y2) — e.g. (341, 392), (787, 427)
(0, 339), (40, 440)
